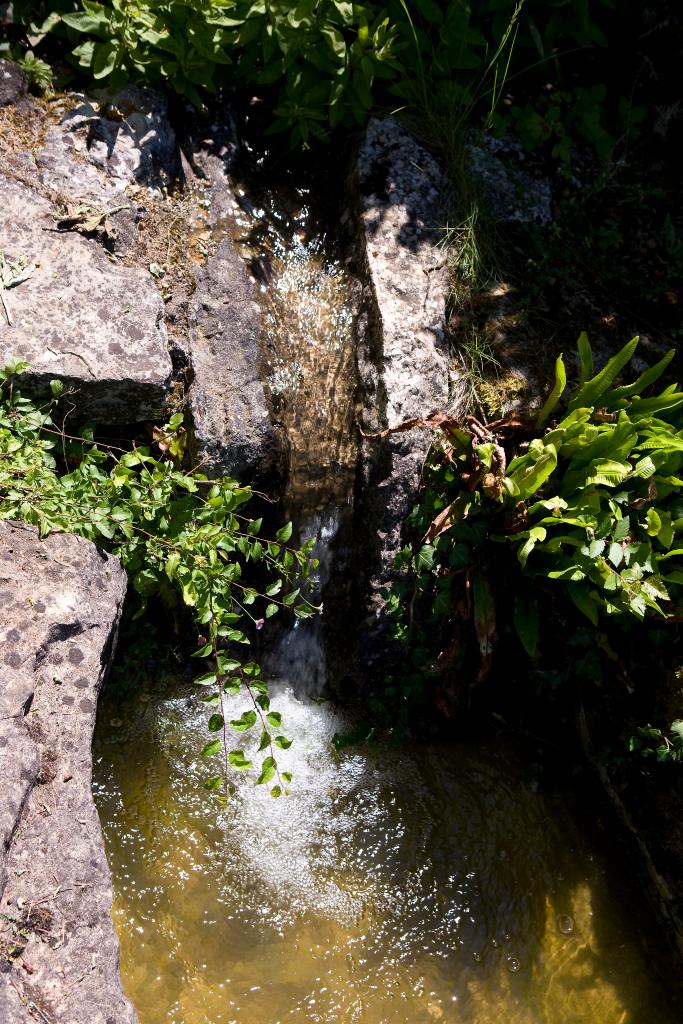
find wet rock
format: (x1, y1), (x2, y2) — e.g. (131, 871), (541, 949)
(183, 121), (285, 485)
(0, 59), (27, 107)
(187, 235), (285, 484)
(352, 117), (451, 668)
(0, 522), (134, 1024)
(0, 173), (171, 421)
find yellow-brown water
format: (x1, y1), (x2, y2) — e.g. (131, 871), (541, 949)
(93, 683), (673, 1024)
(222, 182), (359, 515)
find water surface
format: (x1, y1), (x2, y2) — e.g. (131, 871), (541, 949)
(94, 682), (672, 1024)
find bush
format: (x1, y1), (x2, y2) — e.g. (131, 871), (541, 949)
(8, 0), (616, 146)
(380, 334), (683, 701)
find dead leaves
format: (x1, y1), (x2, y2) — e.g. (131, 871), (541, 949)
(363, 408), (533, 540)
(48, 202), (129, 243)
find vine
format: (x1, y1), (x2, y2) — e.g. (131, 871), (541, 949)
(0, 359), (316, 804)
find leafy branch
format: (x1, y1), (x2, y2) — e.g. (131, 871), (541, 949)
(0, 359), (318, 803)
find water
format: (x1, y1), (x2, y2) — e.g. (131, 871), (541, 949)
(220, 165), (359, 517)
(93, 153), (675, 1023)
(93, 683), (673, 1024)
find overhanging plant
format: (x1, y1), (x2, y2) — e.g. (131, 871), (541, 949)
(0, 359), (318, 804)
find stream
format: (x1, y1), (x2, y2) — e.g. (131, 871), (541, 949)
(93, 155), (675, 1024)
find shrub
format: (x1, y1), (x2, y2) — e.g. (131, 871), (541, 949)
(380, 334), (683, 699)
(10, 0), (614, 146)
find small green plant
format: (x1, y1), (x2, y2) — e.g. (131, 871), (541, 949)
(377, 333), (683, 706)
(15, 49), (54, 93)
(629, 721), (683, 764)
(0, 359), (318, 804)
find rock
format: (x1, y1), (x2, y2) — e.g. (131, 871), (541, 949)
(187, 236), (285, 483)
(0, 173), (172, 422)
(352, 118), (451, 668)
(467, 135), (553, 225)
(0, 59), (27, 107)
(0, 521), (135, 1024)
(36, 87), (178, 202)
(183, 120), (285, 484)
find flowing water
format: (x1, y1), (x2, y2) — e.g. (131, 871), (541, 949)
(94, 156), (675, 1024)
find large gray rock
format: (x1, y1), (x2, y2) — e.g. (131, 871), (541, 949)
(0, 522), (134, 1024)
(0, 173), (171, 421)
(353, 118), (451, 664)
(36, 87), (178, 202)
(468, 135), (553, 226)
(183, 122), (284, 484)
(188, 236), (285, 483)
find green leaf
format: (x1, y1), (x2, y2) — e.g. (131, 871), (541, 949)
(266, 711), (282, 727)
(583, 459), (631, 487)
(607, 348), (675, 403)
(228, 750), (252, 771)
(208, 713), (224, 732)
(415, 544), (435, 571)
(275, 734), (292, 749)
(646, 508), (662, 536)
(92, 41), (119, 78)
(508, 442), (558, 500)
(271, 785), (282, 798)
(568, 336), (639, 412)
(50, 379), (64, 397)
(257, 756), (277, 785)
(230, 710), (257, 732)
(276, 522), (293, 543)
(536, 354), (567, 428)
(577, 332), (594, 384)
(61, 8), (110, 36)
(194, 672), (217, 686)
(613, 515), (630, 541)
(513, 592), (539, 658)
(517, 526), (547, 568)
(201, 739), (222, 757)
(258, 729), (270, 752)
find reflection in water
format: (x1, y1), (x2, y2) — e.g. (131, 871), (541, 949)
(93, 684), (671, 1024)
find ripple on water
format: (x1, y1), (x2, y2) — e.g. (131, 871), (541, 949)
(93, 684), (673, 1024)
